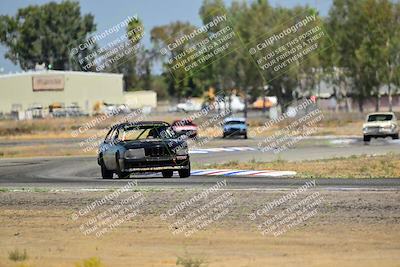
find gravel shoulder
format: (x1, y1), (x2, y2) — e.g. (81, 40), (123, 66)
(0, 189), (399, 267)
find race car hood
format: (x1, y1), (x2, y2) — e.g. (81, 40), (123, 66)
(224, 124), (247, 130)
(121, 139), (186, 149)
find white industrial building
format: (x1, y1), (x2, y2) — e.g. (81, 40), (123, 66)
(124, 90), (157, 109)
(0, 70), (157, 117)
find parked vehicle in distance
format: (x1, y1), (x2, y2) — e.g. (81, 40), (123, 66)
(176, 100), (202, 112)
(252, 96), (278, 110)
(172, 119), (198, 138)
(215, 95), (245, 112)
(98, 121), (191, 179)
(102, 103), (130, 116)
(52, 104), (87, 117)
(363, 112), (399, 142)
(222, 118), (248, 139)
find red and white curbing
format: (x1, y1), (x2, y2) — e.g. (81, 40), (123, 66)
(189, 147), (256, 154)
(191, 169), (296, 177)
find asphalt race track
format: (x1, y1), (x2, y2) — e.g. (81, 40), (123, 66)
(1, 140), (400, 190)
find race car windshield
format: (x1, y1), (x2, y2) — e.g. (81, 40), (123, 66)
(367, 115), (393, 122)
(118, 125), (175, 141)
(225, 121), (245, 125)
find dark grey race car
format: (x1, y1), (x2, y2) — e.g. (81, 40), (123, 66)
(97, 121), (190, 179)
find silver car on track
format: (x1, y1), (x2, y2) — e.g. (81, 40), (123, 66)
(363, 112), (399, 142)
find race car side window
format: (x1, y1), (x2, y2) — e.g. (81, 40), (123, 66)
(104, 128), (117, 143)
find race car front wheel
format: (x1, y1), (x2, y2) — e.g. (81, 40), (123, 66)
(116, 153), (130, 179)
(101, 162), (113, 179)
(178, 163), (191, 178)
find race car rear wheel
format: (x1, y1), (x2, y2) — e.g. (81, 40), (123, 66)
(101, 162), (113, 179)
(162, 170), (173, 178)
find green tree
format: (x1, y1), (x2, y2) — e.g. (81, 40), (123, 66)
(198, 0), (234, 107)
(383, 1), (400, 111)
(150, 21), (200, 100)
(102, 18), (146, 91)
(325, 0), (398, 112)
(0, 1), (96, 71)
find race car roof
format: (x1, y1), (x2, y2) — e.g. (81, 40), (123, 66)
(113, 121), (170, 128)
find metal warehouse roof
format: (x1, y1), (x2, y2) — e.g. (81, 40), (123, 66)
(0, 70), (123, 79)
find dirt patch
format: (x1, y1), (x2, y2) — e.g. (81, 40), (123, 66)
(0, 190), (399, 266)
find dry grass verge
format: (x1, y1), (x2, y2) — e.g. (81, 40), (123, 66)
(0, 111), (370, 140)
(200, 153), (400, 178)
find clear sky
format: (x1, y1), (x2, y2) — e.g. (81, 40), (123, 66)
(0, 0), (331, 73)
